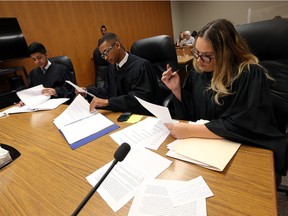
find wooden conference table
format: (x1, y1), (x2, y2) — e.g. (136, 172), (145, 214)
(0, 106), (277, 215)
(176, 45), (194, 65)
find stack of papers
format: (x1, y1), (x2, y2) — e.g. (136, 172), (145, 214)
(0, 85), (68, 117)
(86, 147), (173, 212)
(110, 116), (170, 150)
(128, 176), (213, 216)
(166, 138), (241, 172)
(54, 95), (119, 149)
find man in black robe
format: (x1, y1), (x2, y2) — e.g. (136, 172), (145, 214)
(25, 42), (75, 103)
(84, 33), (160, 115)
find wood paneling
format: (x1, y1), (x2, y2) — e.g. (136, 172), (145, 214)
(0, 1), (173, 86)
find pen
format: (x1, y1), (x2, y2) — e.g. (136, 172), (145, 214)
(168, 69), (179, 80)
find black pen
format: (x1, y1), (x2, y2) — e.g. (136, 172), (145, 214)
(168, 69), (179, 80)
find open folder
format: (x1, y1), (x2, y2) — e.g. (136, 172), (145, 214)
(54, 95), (119, 149)
(167, 138), (241, 172)
(0, 85), (69, 117)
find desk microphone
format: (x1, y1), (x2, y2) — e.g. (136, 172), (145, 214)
(71, 143), (131, 216)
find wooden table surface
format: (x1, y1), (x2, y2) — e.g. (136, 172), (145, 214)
(0, 106), (277, 215)
(177, 55), (194, 65)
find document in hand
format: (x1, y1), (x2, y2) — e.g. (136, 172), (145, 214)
(0, 85), (69, 117)
(167, 138), (241, 172)
(53, 95), (119, 149)
(134, 96), (173, 123)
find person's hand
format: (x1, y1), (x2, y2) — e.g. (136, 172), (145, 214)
(161, 64), (181, 92)
(165, 122), (193, 139)
(42, 88), (56, 96)
(18, 101), (25, 107)
(89, 96), (109, 113)
(161, 64), (181, 100)
(75, 87), (87, 97)
(165, 122), (221, 139)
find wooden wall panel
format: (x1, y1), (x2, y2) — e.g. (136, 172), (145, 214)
(0, 1), (173, 87)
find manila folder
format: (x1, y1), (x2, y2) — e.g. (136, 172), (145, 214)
(173, 138), (241, 171)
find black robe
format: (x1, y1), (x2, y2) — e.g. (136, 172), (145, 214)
(27, 63), (75, 101)
(87, 54), (160, 115)
(172, 64), (286, 173)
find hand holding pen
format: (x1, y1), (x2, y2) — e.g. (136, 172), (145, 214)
(161, 64), (181, 92)
(161, 64), (182, 101)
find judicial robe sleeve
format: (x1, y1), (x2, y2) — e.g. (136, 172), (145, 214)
(107, 61), (156, 114)
(204, 67), (286, 173)
(172, 65), (286, 173)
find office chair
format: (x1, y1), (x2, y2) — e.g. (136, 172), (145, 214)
(130, 35), (179, 109)
(93, 47), (109, 88)
(236, 18), (288, 195)
(49, 55), (77, 103)
(49, 55), (77, 84)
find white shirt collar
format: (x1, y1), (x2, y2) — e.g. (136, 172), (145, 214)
(117, 52), (129, 68)
(44, 60), (51, 70)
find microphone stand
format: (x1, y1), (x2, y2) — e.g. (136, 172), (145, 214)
(71, 160), (118, 216)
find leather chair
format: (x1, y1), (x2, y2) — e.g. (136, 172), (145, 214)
(93, 47), (109, 88)
(49, 55), (77, 84)
(49, 55), (77, 103)
(236, 18), (288, 194)
(130, 35), (179, 107)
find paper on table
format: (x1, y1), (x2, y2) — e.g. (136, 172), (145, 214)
(128, 178), (208, 216)
(110, 116), (170, 150)
(17, 84), (50, 108)
(54, 94), (97, 129)
(54, 95), (118, 149)
(168, 176), (213, 206)
(126, 114), (143, 123)
(86, 147), (172, 212)
(0, 98), (69, 116)
(167, 138), (241, 172)
(135, 96), (173, 123)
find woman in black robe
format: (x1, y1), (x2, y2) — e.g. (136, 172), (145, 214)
(161, 19), (286, 175)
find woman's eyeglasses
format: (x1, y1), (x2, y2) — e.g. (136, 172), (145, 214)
(191, 48), (214, 63)
(101, 42), (116, 59)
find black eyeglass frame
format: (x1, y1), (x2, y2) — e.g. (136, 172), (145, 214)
(101, 42), (116, 59)
(191, 48), (214, 63)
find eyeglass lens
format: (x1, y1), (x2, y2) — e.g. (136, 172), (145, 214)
(101, 43), (115, 59)
(191, 49), (213, 63)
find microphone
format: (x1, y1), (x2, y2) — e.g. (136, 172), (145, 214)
(71, 143), (131, 216)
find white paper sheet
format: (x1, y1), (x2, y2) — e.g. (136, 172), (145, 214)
(54, 94), (97, 129)
(128, 178), (209, 216)
(16, 84), (50, 108)
(65, 80), (95, 97)
(168, 176), (213, 206)
(86, 148), (172, 212)
(110, 116), (170, 150)
(0, 98), (68, 117)
(135, 96), (173, 123)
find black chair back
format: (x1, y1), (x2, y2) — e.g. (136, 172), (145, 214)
(49, 55), (77, 84)
(236, 19), (288, 134)
(130, 35), (179, 101)
(236, 19), (288, 184)
(93, 47), (109, 88)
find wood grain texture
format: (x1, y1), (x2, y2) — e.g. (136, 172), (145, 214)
(0, 1), (173, 87)
(0, 105), (277, 215)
